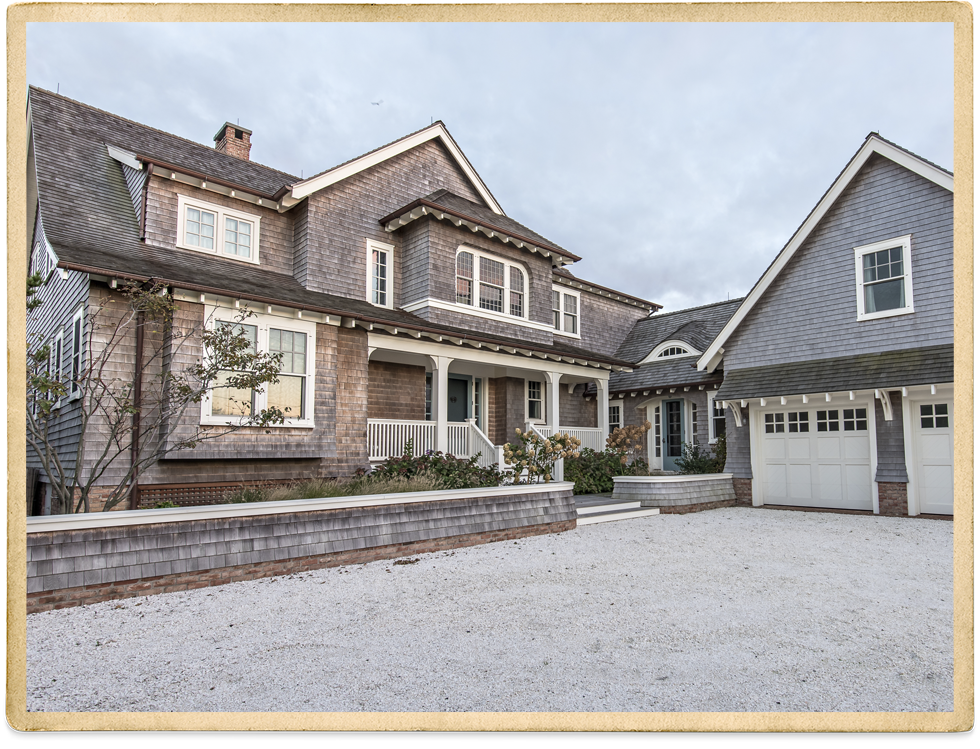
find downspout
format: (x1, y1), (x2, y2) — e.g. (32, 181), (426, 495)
(129, 305), (145, 510)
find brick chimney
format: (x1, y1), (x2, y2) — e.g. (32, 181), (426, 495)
(213, 122), (252, 161)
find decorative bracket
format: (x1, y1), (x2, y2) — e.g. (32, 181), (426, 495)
(723, 401), (743, 428)
(875, 389), (894, 421)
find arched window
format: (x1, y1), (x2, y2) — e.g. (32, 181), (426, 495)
(455, 248), (527, 319)
(658, 346), (690, 358)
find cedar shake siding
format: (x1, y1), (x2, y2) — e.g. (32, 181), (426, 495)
(300, 140), (486, 301)
(874, 391), (909, 483)
(723, 405), (752, 479)
(575, 291), (650, 359)
(722, 154), (954, 371)
(144, 177), (296, 277)
(367, 361), (426, 421)
(559, 385), (597, 429)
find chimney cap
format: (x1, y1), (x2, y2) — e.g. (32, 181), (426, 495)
(213, 122), (252, 142)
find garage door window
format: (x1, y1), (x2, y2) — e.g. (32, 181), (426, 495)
(816, 410), (840, 432)
(920, 403), (949, 428)
(764, 413), (785, 433)
(843, 408), (868, 431)
(787, 412), (809, 432)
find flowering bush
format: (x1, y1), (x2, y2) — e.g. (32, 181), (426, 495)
(503, 428), (581, 483)
(563, 447), (650, 494)
(606, 421), (652, 466)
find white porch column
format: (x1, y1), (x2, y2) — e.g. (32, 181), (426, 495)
(431, 355), (453, 453)
(596, 378), (610, 436)
(544, 371), (562, 433)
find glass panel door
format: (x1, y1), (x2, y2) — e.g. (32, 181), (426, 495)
(663, 399), (684, 471)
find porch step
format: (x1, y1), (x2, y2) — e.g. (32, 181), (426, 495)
(576, 502), (661, 525)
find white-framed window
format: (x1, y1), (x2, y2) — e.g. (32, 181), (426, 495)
(640, 339), (701, 364)
(176, 195), (260, 264)
(854, 234), (914, 321)
(653, 405), (661, 459)
(455, 248), (527, 320)
(527, 380), (544, 422)
(367, 238), (394, 309)
(690, 401), (699, 444)
(551, 285), (581, 338)
(608, 404), (621, 435)
(69, 307), (84, 400)
(202, 308), (316, 428)
(707, 395), (726, 444)
(51, 329), (64, 407)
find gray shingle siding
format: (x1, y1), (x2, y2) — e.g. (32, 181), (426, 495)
(723, 405), (752, 479)
(874, 391), (908, 483)
(120, 162), (147, 232)
(723, 154), (953, 371)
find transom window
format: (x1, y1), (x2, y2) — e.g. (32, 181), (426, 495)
(658, 346), (689, 358)
(552, 285), (581, 337)
(920, 403), (949, 429)
(456, 249), (526, 319)
(204, 310), (316, 427)
(177, 195), (260, 264)
(367, 239), (394, 309)
(854, 235), (914, 321)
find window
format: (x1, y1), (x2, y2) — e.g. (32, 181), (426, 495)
(177, 195), (260, 264)
(367, 239), (394, 309)
(425, 373), (432, 421)
(527, 380), (543, 421)
(708, 396), (726, 443)
(203, 309), (316, 427)
(69, 308), (84, 399)
(52, 329), (64, 407)
(654, 405), (661, 458)
(764, 413), (785, 434)
(842, 408), (868, 431)
(816, 410), (840, 432)
(455, 248), (527, 320)
(920, 403), (949, 429)
(552, 285), (581, 337)
(658, 346), (690, 358)
(474, 378), (482, 430)
(854, 235), (914, 321)
(609, 404), (621, 435)
(641, 340), (702, 364)
(788, 412), (810, 433)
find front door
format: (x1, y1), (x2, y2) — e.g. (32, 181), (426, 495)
(662, 399), (684, 471)
(447, 378), (469, 422)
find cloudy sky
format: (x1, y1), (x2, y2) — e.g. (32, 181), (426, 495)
(26, 21), (953, 312)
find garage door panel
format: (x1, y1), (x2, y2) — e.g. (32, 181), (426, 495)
(920, 434), (952, 462)
(817, 464), (843, 502)
(788, 464), (813, 500)
(843, 436), (870, 461)
(919, 466), (953, 515)
(764, 439), (786, 460)
(766, 464), (787, 498)
(816, 438), (841, 460)
(787, 438), (811, 460)
(845, 464), (873, 505)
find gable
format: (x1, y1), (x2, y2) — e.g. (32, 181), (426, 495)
(713, 152), (953, 373)
(698, 135), (953, 372)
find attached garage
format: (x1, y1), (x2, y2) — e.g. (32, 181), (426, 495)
(754, 402), (875, 511)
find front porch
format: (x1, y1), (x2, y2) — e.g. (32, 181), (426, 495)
(365, 336), (614, 471)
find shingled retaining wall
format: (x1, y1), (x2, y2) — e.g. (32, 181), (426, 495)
(612, 474), (736, 514)
(26, 483), (576, 612)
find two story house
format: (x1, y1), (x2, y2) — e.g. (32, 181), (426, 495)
(26, 87), (658, 511)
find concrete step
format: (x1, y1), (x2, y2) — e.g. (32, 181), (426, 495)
(576, 501), (641, 515)
(577, 507), (661, 525)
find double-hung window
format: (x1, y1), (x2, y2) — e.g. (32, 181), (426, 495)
(367, 239), (394, 308)
(551, 285), (581, 337)
(608, 404), (621, 435)
(708, 396), (726, 443)
(854, 235), (914, 321)
(527, 380), (543, 422)
(455, 248), (527, 320)
(69, 308), (84, 400)
(177, 195), (261, 264)
(204, 309), (316, 427)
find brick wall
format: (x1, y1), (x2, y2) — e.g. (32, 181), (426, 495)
(877, 481), (909, 517)
(732, 478), (753, 505)
(26, 485), (577, 612)
(367, 361), (426, 420)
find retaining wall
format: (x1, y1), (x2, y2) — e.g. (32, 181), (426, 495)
(27, 483), (576, 612)
(612, 474), (736, 514)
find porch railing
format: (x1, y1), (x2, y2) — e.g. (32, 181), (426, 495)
(367, 419), (435, 460)
(447, 423), (469, 456)
(467, 419), (499, 470)
(525, 424), (605, 452)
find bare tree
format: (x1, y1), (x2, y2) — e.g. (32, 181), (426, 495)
(27, 275), (286, 513)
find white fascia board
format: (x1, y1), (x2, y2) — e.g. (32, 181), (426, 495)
(696, 135), (954, 373)
(287, 123), (504, 215)
(106, 143), (142, 171)
(368, 332), (611, 379)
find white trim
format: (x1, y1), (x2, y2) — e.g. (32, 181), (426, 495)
(401, 298), (554, 333)
(366, 238), (395, 309)
(640, 340), (701, 365)
(105, 143), (142, 171)
(853, 234), (914, 321)
(698, 136), (953, 372)
(551, 284), (582, 339)
(613, 473), (734, 484)
(26, 482), (575, 533)
(201, 306), (317, 428)
(286, 122), (504, 215)
(706, 393), (726, 444)
(68, 306), (84, 401)
(176, 194), (261, 265)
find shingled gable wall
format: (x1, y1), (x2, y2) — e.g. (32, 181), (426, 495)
(573, 288), (651, 359)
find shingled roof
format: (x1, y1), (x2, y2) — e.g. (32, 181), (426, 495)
(28, 87), (631, 371)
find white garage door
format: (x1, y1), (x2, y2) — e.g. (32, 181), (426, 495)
(759, 406), (873, 511)
(912, 400), (953, 515)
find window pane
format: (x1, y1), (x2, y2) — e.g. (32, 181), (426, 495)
(268, 375), (304, 419)
(480, 283), (503, 313)
(480, 257), (504, 287)
(185, 207), (216, 250)
(372, 249), (387, 306)
(211, 371), (254, 417)
(552, 290), (561, 329)
(865, 278), (905, 313)
(510, 267), (524, 293)
(457, 278), (473, 306)
(217, 322), (257, 355)
(457, 251), (473, 279)
(510, 291), (524, 318)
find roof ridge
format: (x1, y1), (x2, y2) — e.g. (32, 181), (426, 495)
(867, 131), (953, 177)
(641, 297), (745, 320)
(29, 85), (299, 181)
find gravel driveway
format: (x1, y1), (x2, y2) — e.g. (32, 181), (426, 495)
(26, 507), (953, 713)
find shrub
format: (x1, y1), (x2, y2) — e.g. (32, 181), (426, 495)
(675, 441), (725, 475)
(152, 500), (179, 509)
(605, 421), (652, 466)
(564, 447), (650, 494)
(502, 429), (581, 483)
(221, 485), (267, 504)
(369, 439), (505, 489)
(224, 472), (446, 505)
